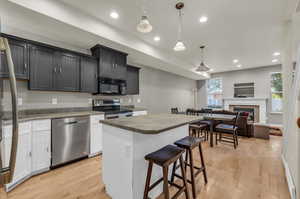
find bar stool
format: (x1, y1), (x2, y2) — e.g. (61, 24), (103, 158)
(143, 145), (190, 199)
(171, 136), (208, 199)
(189, 123), (209, 141)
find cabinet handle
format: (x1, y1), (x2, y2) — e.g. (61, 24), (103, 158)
(53, 67), (57, 73)
(24, 63), (27, 72)
(59, 67), (62, 73)
(29, 152), (32, 157)
(46, 147), (49, 152)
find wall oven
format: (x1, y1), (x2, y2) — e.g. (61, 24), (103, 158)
(98, 78), (126, 95)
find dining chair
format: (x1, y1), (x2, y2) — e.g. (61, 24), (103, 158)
(171, 107), (179, 114)
(215, 112), (241, 149)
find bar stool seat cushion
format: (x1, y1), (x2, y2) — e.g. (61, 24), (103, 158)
(145, 145), (184, 166)
(174, 136), (204, 149)
(215, 124), (238, 133)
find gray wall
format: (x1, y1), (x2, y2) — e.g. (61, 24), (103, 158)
(2, 65), (197, 113)
(197, 65), (283, 124)
(132, 65), (197, 114)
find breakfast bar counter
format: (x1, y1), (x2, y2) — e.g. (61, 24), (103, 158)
(101, 114), (202, 199)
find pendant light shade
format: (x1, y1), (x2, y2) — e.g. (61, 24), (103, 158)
(137, 15), (153, 33)
(196, 46), (210, 72)
(174, 41), (186, 51)
(174, 2), (186, 51)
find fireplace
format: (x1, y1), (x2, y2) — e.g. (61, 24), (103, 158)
(229, 105), (260, 123)
(223, 98), (267, 123)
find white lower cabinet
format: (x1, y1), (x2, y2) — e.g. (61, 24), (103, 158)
(31, 120), (51, 174)
(90, 114), (105, 156)
(2, 121), (32, 191)
(1, 119), (51, 191)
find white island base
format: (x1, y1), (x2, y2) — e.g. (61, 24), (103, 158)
(102, 124), (188, 199)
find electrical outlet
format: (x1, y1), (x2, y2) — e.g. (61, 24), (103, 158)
(17, 98), (22, 106)
(52, 98), (58, 105)
(137, 98), (141, 103)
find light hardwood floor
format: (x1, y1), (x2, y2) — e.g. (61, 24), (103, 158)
(0, 136), (290, 199)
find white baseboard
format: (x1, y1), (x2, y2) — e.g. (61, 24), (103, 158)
(281, 155), (297, 199)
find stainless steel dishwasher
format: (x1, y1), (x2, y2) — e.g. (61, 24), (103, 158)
(51, 116), (90, 167)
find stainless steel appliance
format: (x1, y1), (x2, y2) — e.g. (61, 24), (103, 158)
(93, 99), (132, 119)
(0, 19), (19, 189)
(51, 116), (90, 167)
(98, 78), (126, 95)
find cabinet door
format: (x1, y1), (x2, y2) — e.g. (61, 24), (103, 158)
(32, 131), (51, 173)
(90, 124), (103, 155)
(99, 48), (113, 78)
(29, 45), (55, 90)
(0, 39), (28, 79)
(126, 65), (140, 95)
(54, 52), (80, 91)
(113, 52), (127, 80)
(80, 56), (98, 93)
(4, 133), (31, 189)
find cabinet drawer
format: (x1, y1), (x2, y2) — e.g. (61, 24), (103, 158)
(2, 121), (31, 138)
(90, 114), (105, 125)
(32, 119), (51, 131)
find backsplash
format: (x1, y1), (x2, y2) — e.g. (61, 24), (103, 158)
(2, 80), (136, 111)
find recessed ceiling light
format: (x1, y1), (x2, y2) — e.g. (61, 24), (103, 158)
(237, 64), (242, 68)
(233, 59), (239, 63)
(154, 36), (160, 42)
(272, 59), (279, 63)
(110, 11), (119, 19)
(199, 16), (208, 23)
(273, 52), (280, 56)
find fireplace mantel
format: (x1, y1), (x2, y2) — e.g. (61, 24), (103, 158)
(223, 98), (268, 123)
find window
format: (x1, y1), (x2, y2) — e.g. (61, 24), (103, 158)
(207, 78), (223, 107)
(271, 72), (283, 112)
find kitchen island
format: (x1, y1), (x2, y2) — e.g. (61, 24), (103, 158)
(101, 114), (202, 199)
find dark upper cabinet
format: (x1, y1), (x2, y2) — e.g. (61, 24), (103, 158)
(29, 45), (55, 90)
(54, 52), (80, 91)
(91, 45), (128, 80)
(98, 47), (113, 79)
(113, 51), (127, 80)
(0, 38), (29, 79)
(126, 65), (140, 95)
(29, 45), (81, 92)
(80, 56), (98, 93)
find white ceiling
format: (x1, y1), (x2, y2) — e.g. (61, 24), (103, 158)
(3, 0), (296, 79)
(60, 0), (288, 71)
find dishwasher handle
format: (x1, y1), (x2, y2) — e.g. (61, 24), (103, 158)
(65, 121), (78, 125)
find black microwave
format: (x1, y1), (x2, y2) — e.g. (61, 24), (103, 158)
(98, 78), (126, 95)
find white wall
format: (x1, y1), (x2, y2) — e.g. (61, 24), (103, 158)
(197, 65), (283, 124)
(282, 12), (300, 199)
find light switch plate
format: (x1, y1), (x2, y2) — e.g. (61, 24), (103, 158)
(88, 98), (92, 104)
(128, 98), (132, 103)
(137, 98), (141, 103)
(52, 98), (58, 105)
(120, 98), (123, 103)
(17, 98), (22, 106)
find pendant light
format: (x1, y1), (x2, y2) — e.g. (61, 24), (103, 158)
(196, 46), (210, 72)
(174, 2), (186, 51)
(137, 0), (152, 33)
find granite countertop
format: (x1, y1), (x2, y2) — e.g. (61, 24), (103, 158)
(121, 106), (147, 112)
(1, 107), (104, 124)
(101, 113), (203, 134)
